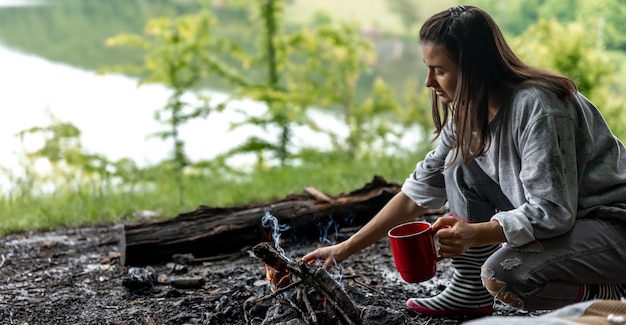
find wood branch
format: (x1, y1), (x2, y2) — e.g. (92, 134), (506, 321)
(298, 286), (318, 324)
(298, 260), (361, 325)
(120, 176), (401, 266)
(253, 242), (362, 325)
(303, 187), (333, 203)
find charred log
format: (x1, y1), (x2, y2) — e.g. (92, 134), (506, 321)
(120, 176), (402, 266)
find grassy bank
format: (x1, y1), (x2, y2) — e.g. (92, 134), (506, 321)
(0, 149), (428, 236)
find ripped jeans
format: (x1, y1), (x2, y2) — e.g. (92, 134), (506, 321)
(444, 158), (626, 311)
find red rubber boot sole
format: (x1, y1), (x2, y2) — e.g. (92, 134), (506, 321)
(406, 298), (494, 317)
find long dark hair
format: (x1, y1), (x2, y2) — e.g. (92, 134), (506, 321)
(420, 5), (577, 163)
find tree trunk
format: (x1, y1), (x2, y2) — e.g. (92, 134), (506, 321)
(120, 176), (401, 266)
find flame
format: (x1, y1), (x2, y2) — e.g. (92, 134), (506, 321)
(265, 264), (272, 281)
(263, 263), (291, 293)
(264, 264), (277, 292)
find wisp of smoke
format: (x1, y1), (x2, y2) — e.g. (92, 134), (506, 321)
(315, 217), (345, 284)
(318, 218), (338, 245)
(261, 208), (290, 256)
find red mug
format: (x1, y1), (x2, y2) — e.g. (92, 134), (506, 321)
(388, 221), (442, 283)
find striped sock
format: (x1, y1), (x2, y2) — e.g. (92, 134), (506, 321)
(409, 244), (499, 310)
(579, 284), (626, 301)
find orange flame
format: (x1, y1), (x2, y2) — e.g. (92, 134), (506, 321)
(264, 263), (291, 293)
(264, 264), (272, 281)
(264, 264), (277, 292)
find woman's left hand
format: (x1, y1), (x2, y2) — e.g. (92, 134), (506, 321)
(433, 216), (506, 258)
(432, 216), (477, 258)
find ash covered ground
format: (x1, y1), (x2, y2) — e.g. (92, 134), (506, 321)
(0, 222), (538, 325)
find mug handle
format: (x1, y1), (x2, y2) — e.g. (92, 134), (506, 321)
(431, 225), (450, 262)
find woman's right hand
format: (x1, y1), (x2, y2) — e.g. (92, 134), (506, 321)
(301, 193), (426, 270)
(301, 242), (349, 270)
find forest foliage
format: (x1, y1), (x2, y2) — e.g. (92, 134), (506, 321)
(99, 0), (626, 171)
(100, 0), (432, 178)
(1, 0), (626, 234)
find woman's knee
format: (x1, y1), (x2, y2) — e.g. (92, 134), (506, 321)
(481, 270), (525, 308)
(480, 249), (530, 309)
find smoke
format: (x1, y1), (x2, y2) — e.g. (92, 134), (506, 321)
(261, 208), (290, 256)
(343, 212), (356, 227)
(315, 212), (355, 245)
(314, 215), (348, 283)
(318, 218), (338, 245)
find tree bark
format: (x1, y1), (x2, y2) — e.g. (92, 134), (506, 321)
(120, 176), (401, 266)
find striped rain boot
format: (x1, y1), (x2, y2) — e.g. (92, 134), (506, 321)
(578, 284), (626, 302)
(406, 244), (499, 316)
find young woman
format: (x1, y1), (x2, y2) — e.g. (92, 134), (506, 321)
(302, 5), (626, 317)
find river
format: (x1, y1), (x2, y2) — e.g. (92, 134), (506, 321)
(0, 42), (359, 192)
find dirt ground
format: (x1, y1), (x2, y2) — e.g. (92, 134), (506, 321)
(0, 220), (539, 325)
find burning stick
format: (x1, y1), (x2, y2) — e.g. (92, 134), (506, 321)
(253, 242), (362, 325)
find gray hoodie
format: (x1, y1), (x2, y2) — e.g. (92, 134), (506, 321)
(402, 86), (626, 247)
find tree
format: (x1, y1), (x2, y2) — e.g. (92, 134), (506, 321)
(469, 0), (626, 51)
(103, 0), (431, 171)
(103, 8), (236, 202)
(572, 0), (626, 51)
(464, 0), (544, 36)
(197, 0), (421, 164)
(386, 0), (420, 35)
(512, 19), (626, 140)
(13, 112), (139, 197)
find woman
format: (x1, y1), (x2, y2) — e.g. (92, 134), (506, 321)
(302, 5), (626, 317)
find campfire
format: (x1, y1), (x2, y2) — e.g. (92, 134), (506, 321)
(250, 242), (362, 324)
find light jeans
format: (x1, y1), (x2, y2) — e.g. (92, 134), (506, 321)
(443, 158), (626, 311)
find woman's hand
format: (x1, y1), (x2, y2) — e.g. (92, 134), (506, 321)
(301, 193), (430, 269)
(433, 216), (506, 258)
(301, 242), (348, 269)
(433, 216), (474, 258)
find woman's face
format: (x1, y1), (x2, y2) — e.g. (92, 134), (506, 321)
(421, 43), (458, 104)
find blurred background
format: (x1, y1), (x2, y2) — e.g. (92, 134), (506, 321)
(1, 0), (625, 234)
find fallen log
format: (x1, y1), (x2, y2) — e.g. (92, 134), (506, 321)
(120, 175), (401, 266)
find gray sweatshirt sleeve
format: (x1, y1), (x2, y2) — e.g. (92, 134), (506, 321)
(491, 89), (583, 247)
(401, 121), (455, 209)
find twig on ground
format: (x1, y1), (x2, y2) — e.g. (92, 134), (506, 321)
(0, 254), (5, 268)
(254, 279), (304, 304)
(351, 277), (385, 294)
(299, 286), (318, 324)
(286, 289), (311, 325)
(243, 279), (307, 325)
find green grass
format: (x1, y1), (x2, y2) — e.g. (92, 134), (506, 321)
(0, 149), (429, 236)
